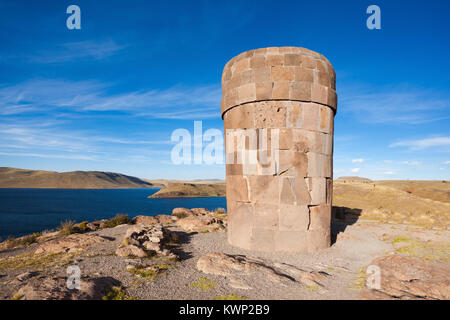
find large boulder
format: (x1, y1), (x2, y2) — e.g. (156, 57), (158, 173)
(173, 208), (226, 232)
(34, 234), (105, 254)
(115, 245), (147, 258)
(132, 215), (176, 225)
(196, 252), (328, 290)
(361, 255), (450, 300)
(14, 276), (120, 300)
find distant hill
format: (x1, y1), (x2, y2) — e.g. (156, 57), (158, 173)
(149, 182), (225, 198)
(333, 180), (450, 229)
(336, 176), (373, 183)
(0, 167), (156, 189)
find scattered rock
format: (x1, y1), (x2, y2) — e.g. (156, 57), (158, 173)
(14, 276), (120, 300)
(116, 245), (147, 258)
(172, 208), (196, 218)
(34, 234), (106, 254)
(360, 255), (450, 300)
(132, 215), (176, 225)
(116, 224), (177, 259)
(174, 208), (226, 232)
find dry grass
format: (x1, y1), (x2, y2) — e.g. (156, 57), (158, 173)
(333, 181), (450, 229)
(0, 251), (80, 271)
(127, 264), (174, 280)
(391, 237), (450, 262)
(102, 214), (131, 228)
(376, 180), (450, 204)
(102, 286), (138, 300)
(190, 276), (216, 291)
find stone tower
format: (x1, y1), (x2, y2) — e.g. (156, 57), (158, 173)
(221, 47), (337, 252)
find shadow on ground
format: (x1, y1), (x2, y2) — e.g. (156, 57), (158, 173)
(167, 230), (195, 260)
(331, 206), (362, 245)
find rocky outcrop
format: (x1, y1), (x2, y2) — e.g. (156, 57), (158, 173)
(14, 276), (120, 300)
(116, 224), (177, 259)
(132, 215), (176, 225)
(197, 252), (329, 290)
(34, 234), (106, 254)
(361, 255), (450, 300)
(173, 208), (226, 232)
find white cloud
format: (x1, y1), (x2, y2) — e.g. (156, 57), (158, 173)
(383, 171), (396, 175)
(443, 161), (450, 165)
(30, 40), (127, 63)
(390, 137), (450, 150)
(0, 79), (221, 119)
(400, 161), (421, 166)
(384, 160), (392, 163)
(351, 168), (360, 173)
(352, 158), (364, 163)
(340, 85), (450, 125)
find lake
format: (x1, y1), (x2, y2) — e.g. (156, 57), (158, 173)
(0, 188), (227, 239)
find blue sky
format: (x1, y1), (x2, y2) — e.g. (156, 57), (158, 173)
(0, 0), (449, 180)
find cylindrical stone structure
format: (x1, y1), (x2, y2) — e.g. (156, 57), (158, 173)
(221, 47), (337, 253)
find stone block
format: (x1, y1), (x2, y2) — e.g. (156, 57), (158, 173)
(226, 164), (243, 176)
(318, 105), (332, 134)
(250, 228), (275, 251)
(240, 69), (255, 86)
(238, 83), (256, 104)
(274, 230), (308, 252)
(301, 55), (316, 69)
(254, 203), (279, 229)
(302, 103), (319, 131)
(271, 66), (294, 82)
(250, 55), (266, 69)
(265, 54), (284, 67)
(279, 204), (309, 231)
(294, 67), (314, 82)
(311, 83), (328, 105)
(309, 204), (331, 233)
(290, 81), (312, 101)
(231, 57), (250, 74)
(226, 175), (249, 202)
(254, 102), (287, 128)
(248, 175), (279, 204)
(224, 105), (254, 129)
(321, 133), (333, 155)
(318, 71), (330, 87)
(284, 54), (302, 66)
(272, 81), (290, 99)
(279, 128), (293, 150)
(286, 102), (303, 128)
(306, 229), (330, 252)
(256, 82), (273, 100)
(277, 150), (307, 177)
(254, 67), (271, 83)
(292, 129), (320, 153)
(304, 177), (327, 205)
(228, 202), (254, 249)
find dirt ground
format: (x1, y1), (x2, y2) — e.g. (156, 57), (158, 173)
(0, 216), (448, 300)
